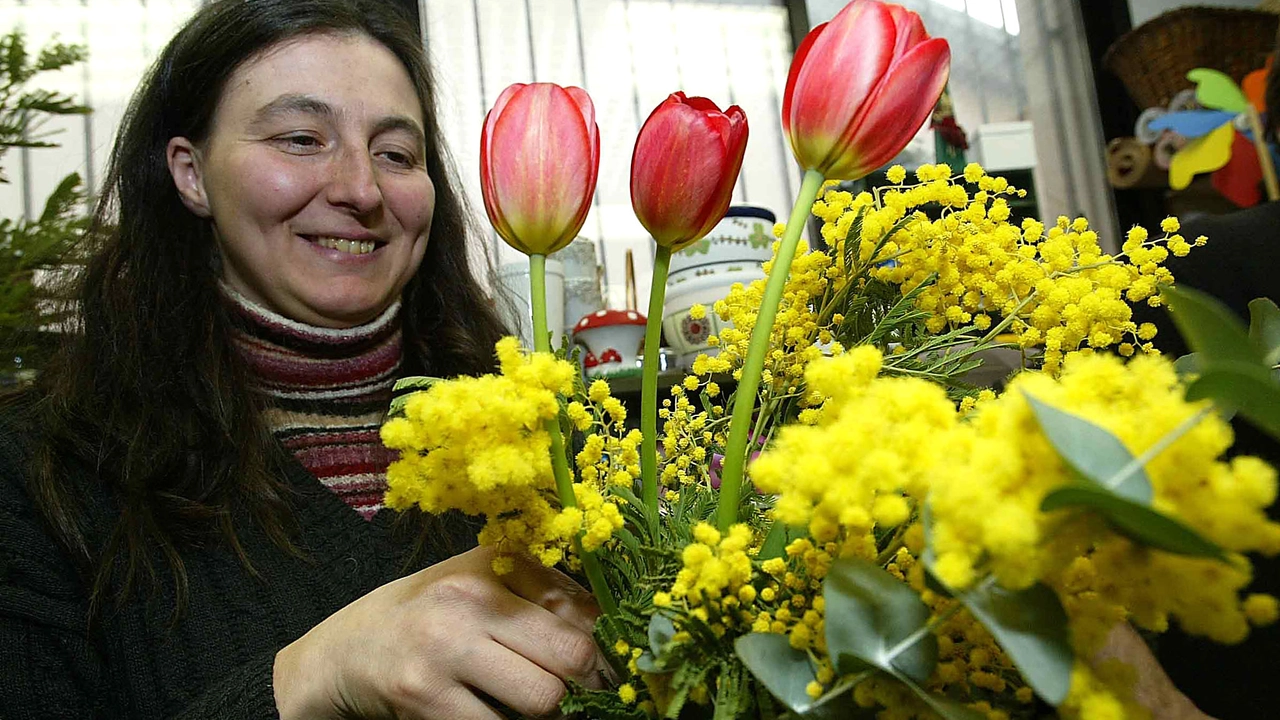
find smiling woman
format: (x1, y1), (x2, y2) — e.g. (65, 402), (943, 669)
(0, 2), (608, 720)
(167, 34), (436, 328)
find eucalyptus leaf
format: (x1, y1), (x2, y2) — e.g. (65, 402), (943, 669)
(1186, 361), (1280, 440)
(734, 633), (818, 714)
(823, 558), (937, 683)
(1162, 285), (1266, 366)
(893, 673), (988, 720)
(1024, 394), (1152, 503)
(649, 614), (676, 658)
(953, 578), (1073, 705)
(1247, 298), (1280, 366)
(760, 521), (789, 561)
(635, 652), (662, 674)
(1041, 485), (1226, 559)
(1173, 352), (1202, 380)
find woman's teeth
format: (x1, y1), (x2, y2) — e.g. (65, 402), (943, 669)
(314, 236), (377, 255)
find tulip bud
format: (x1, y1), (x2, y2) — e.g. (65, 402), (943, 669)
(783, 0), (950, 180)
(630, 92), (748, 251)
(481, 83), (600, 256)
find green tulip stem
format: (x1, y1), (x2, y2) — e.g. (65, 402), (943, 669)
(640, 245), (672, 535)
(715, 169), (825, 532)
(528, 253), (618, 616)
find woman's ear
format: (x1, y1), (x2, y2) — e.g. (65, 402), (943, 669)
(166, 136), (212, 217)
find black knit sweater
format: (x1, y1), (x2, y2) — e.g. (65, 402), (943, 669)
(0, 404), (466, 719)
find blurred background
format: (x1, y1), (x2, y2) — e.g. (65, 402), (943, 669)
(1, 0), (1276, 340)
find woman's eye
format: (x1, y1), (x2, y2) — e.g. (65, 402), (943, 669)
(275, 134), (322, 152)
(378, 149), (416, 168)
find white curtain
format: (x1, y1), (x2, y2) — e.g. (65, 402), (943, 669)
(0, 0), (202, 221)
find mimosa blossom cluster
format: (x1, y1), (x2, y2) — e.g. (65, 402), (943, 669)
(738, 347), (1280, 717)
(382, 338), (622, 572)
(834, 163), (1201, 374)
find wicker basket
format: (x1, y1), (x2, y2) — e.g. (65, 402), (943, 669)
(1103, 6), (1279, 110)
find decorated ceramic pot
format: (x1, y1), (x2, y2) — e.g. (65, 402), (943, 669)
(572, 309), (647, 379)
(663, 206), (776, 367)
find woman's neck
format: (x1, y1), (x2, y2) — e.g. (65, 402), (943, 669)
(222, 284), (403, 519)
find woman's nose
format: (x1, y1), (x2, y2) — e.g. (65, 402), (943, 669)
(326, 147), (383, 215)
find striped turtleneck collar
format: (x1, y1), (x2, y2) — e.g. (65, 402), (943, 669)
(223, 285), (402, 519)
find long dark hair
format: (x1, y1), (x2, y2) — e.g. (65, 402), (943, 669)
(24, 0), (506, 615)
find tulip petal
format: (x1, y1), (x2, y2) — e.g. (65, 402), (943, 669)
(686, 105), (749, 245)
(828, 37), (950, 179)
(480, 88), (523, 245)
(564, 85), (602, 233)
(785, 1), (896, 172)
(631, 96), (747, 247)
(782, 21), (825, 139)
(886, 3), (927, 55)
(487, 84), (596, 253)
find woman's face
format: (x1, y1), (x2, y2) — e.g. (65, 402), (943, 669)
(167, 32), (434, 328)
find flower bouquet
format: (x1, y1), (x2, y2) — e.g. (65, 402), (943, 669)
(381, 2), (1280, 718)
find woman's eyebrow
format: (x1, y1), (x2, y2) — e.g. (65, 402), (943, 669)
(371, 115), (426, 152)
(250, 93), (335, 125)
(250, 93), (426, 150)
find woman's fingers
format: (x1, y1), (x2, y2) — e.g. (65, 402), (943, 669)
(498, 554), (600, 635)
(458, 640), (571, 718)
(487, 590), (602, 685)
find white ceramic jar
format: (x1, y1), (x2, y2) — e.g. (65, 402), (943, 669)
(493, 259), (565, 349)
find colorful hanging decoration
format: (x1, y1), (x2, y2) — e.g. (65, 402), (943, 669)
(1149, 67), (1279, 206)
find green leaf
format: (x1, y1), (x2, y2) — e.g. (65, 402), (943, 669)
(1024, 394), (1151, 503)
(1162, 285), (1265, 366)
(649, 613), (676, 658)
(760, 521), (790, 560)
(387, 377), (442, 417)
(953, 579), (1073, 705)
(392, 375), (442, 393)
(559, 681), (649, 720)
(635, 652), (661, 674)
(1187, 361), (1280, 440)
(1248, 298), (1280, 366)
(823, 558), (937, 683)
(712, 660), (750, 720)
(1173, 352), (1202, 380)
(894, 673), (988, 720)
(665, 656), (714, 718)
(1041, 485), (1225, 559)
(734, 633), (817, 714)
(1188, 68), (1249, 113)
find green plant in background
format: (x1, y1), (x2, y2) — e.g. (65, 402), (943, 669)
(0, 29), (90, 384)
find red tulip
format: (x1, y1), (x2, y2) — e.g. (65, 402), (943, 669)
(783, 0), (951, 180)
(631, 92), (748, 251)
(481, 83), (600, 255)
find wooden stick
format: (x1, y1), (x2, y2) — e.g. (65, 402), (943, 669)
(1245, 106), (1280, 201)
(625, 249), (637, 311)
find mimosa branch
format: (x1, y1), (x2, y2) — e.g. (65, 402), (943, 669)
(715, 169), (826, 532)
(530, 253), (618, 615)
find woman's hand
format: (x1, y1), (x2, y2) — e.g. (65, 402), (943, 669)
(1094, 623), (1216, 720)
(273, 546), (604, 719)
